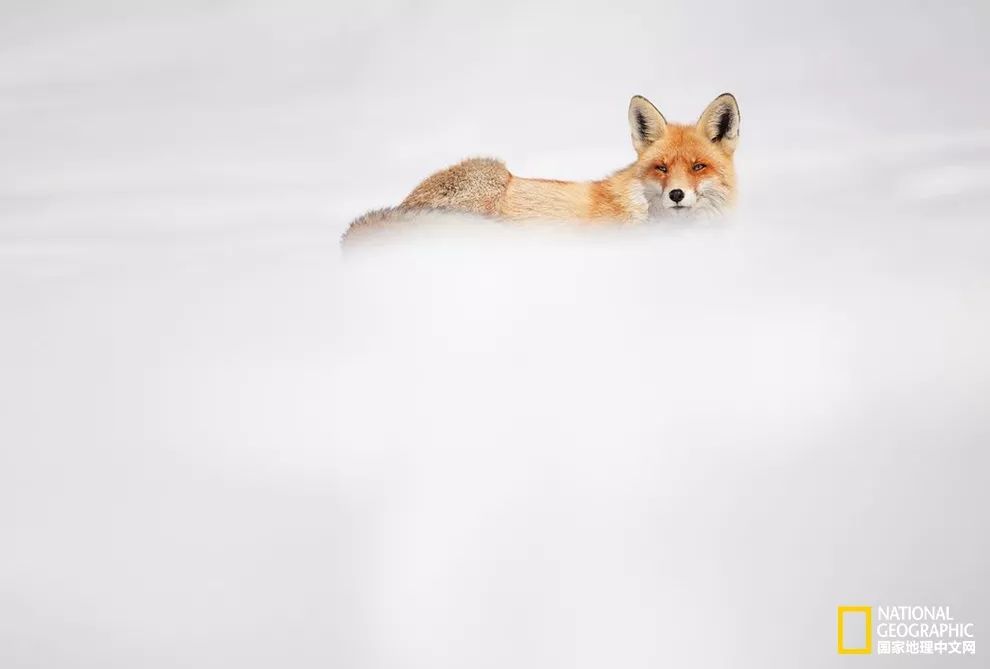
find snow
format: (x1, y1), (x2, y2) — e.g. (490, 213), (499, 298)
(1, 1), (989, 667)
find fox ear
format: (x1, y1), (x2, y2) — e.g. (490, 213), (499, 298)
(628, 95), (667, 153)
(696, 93), (740, 152)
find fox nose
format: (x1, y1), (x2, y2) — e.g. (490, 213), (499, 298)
(668, 189), (685, 203)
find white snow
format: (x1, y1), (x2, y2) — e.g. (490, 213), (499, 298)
(1, 1), (989, 667)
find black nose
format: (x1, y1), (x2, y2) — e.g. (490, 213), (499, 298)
(668, 189), (685, 203)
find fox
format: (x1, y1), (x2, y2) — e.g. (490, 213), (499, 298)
(342, 93), (739, 243)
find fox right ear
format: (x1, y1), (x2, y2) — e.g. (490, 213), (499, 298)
(628, 95), (667, 153)
(696, 93), (740, 153)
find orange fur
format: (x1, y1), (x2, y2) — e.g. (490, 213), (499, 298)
(343, 93), (739, 243)
(634, 125), (737, 211)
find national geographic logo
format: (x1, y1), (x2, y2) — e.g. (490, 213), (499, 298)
(837, 605), (977, 656)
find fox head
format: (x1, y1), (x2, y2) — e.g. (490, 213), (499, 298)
(627, 93), (739, 218)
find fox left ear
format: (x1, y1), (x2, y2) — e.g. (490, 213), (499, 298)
(628, 95), (667, 154)
(696, 93), (740, 153)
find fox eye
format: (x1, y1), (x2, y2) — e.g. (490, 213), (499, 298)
(655, 164), (668, 173)
(692, 162), (706, 171)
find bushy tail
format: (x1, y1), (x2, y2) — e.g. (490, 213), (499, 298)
(340, 206), (457, 248)
(341, 207), (407, 244)
(340, 205), (507, 249)
(341, 158), (511, 248)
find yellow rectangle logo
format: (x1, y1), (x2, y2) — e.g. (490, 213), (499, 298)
(838, 606), (873, 654)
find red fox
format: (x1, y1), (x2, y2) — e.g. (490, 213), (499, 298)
(343, 93), (739, 242)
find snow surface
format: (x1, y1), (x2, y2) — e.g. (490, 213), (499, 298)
(1, 1), (989, 667)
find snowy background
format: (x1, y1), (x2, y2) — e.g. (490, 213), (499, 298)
(1, 1), (989, 667)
